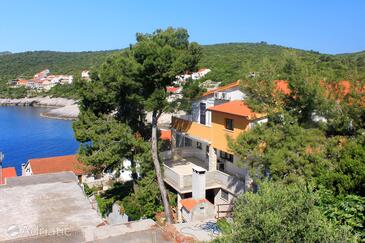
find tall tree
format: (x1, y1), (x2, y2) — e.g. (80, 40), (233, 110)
(129, 28), (202, 223)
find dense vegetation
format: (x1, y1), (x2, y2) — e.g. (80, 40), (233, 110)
(74, 28), (201, 223)
(217, 55), (365, 241)
(199, 42), (365, 84)
(1, 42), (365, 85)
(0, 50), (117, 80)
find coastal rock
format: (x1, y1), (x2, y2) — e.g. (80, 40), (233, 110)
(0, 97), (80, 120)
(0, 97), (75, 107)
(41, 104), (80, 120)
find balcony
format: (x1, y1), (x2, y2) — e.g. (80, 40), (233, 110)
(161, 149), (245, 195)
(171, 116), (212, 143)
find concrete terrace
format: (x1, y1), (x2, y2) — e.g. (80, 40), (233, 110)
(0, 172), (101, 242)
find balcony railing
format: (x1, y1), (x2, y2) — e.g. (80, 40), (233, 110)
(163, 163), (245, 195)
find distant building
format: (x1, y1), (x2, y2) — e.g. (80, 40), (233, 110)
(175, 68), (211, 84)
(81, 70), (91, 80)
(0, 167), (16, 185)
(33, 69), (50, 80)
(16, 79), (29, 86)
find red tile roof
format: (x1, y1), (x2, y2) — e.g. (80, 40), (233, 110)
(28, 155), (89, 176)
(166, 86), (179, 93)
(274, 80), (291, 95)
(0, 167), (17, 184)
(198, 68), (209, 73)
(202, 80), (241, 97)
(207, 100), (264, 120)
(160, 130), (172, 141)
(180, 198), (211, 212)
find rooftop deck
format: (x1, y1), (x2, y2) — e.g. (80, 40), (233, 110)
(162, 152), (245, 195)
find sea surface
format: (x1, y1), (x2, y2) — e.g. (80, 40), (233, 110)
(0, 106), (79, 175)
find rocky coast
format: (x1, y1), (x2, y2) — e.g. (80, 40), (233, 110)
(0, 97), (80, 120)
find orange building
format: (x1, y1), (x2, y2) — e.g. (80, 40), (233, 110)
(163, 80), (268, 222)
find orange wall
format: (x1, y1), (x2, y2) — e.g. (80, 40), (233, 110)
(172, 114), (249, 152)
(172, 117), (212, 142)
(211, 112), (250, 152)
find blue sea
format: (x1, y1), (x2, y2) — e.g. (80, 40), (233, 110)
(0, 106), (79, 175)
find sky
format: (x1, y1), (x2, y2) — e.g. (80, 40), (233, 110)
(0, 0), (364, 54)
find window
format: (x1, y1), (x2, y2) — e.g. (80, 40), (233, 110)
(200, 103), (206, 125)
(220, 151), (234, 162)
(176, 133), (183, 148)
(184, 137), (192, 147)
(225, 118), (233, 131)
(197, 142), (202, 150)
(221, 190), (229, 201)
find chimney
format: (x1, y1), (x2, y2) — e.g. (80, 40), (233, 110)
(192, 166), (206, 200)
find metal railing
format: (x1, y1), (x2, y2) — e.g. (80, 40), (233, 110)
(163, 164), (244, 195)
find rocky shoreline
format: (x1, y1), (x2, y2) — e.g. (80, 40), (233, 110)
(0, 97), (80, 120)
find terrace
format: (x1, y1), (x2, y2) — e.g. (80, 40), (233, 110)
(161, 148), (245, 195)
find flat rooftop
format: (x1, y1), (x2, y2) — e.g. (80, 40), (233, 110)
(0, 172), (101, 242)
(0, 172), (173, 243)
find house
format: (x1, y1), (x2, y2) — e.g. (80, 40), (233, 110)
(22, 154), (137, 189)
(22, 154), (91, 183)
(16, 79), (29, 87)
(33, 69), (50, 80)
(0, 167), (16, 185)
(163, 80), (268, 221)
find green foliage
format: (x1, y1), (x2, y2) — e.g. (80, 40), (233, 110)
(319, 190), (365, 238)
(317, 136), (365, 196)
(230, 116), (328, 183)
(216, 181), (355, 242)
(216, 219), (232, 235)
(43, 82), (80, 99)
(83, 183), (97, 196)
(121, 172), (165, 220)
(0, 83), (28, 98)
(178, 79), (206, 113)
(95, 194), (114, 217)
(73, 113), (152, 174)
(200, 43), (365, 84)
(0, 50), (116, 80)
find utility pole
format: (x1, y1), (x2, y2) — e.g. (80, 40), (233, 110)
(0, 152), (4, 184)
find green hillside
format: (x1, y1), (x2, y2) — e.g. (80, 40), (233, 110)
(199, 43), (365, 84)
(0, 50), (118, 80)
(0, 43), (364, 83)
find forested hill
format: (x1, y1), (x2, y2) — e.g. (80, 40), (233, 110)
(0, 43), (364, 82)
(0, 50), (118, 80)
(199, 43), (365, 83)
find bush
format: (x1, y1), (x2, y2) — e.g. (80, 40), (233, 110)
(216, 181), (355, 242)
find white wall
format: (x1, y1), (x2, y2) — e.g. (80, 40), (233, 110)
(191, 87), (246, 126)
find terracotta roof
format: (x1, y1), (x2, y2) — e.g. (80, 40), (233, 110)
(207, 100), (264, 120)
(198, 68), (209, 72)
(28, 155), (89, 176)
(274, 80), (291, 95)
(160, 130), (172, 141)
(0, 167), (17, 184)
(180, 198), (211, 212)
(17, 79), (28, 85)
(166, 86), (179, 93)
(202, 80), (240, 97)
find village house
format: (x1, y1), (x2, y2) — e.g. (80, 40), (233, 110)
(22, 154), (137, 190)
(162, 80), (269, 222)
(175, 67), (211, 84)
